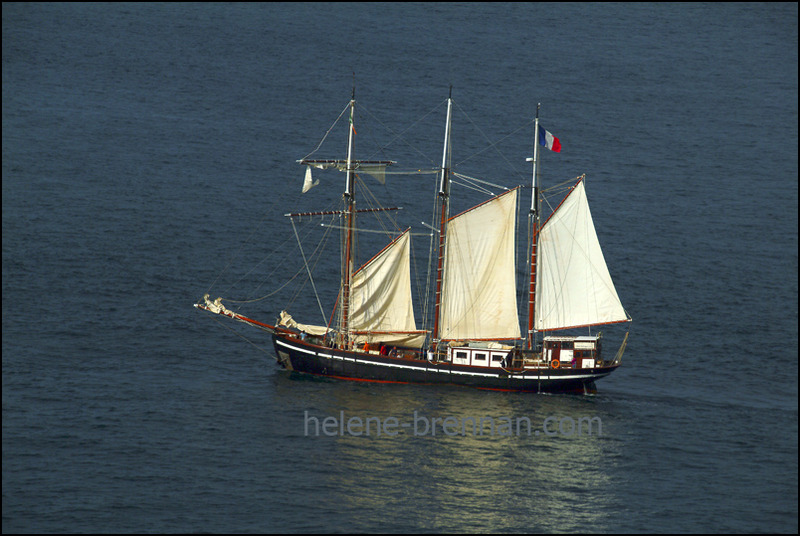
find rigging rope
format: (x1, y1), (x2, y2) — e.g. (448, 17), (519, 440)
(203, 97), (561, 345)
(300, 102), (351, 162)
(358, 99), (448, 168)
(451, 101), (531, 182)
(451, 172), (511, 194)
(291, 217), (328, 325)
(206, 314), (275, 356)
(222, 212), (317, 299)
(223, 266), (306, 304)
(203, 207), (287, 299)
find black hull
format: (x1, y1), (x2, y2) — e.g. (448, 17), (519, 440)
(272, 333), (618, 394)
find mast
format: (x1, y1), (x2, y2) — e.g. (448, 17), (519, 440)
(432, 89), (453, 346)
(526, 104), (541, 350)
(340, 91), (357, 348)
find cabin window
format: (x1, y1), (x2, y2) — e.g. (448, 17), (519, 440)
(456, 351), (467, 359)
(491, 355), (503, 362)
(562, 341), (574, 349)
(473, 353), (487, 362)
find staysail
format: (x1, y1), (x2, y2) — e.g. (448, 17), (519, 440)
(535, 179), (629, 331)
(349, 229), (427, 348)
(438, 188), (521, 340)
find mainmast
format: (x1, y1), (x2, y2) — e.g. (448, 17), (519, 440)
(340, 92), (357, 348)
(526, 104), (541, 350)
(432, 89), (453, 346)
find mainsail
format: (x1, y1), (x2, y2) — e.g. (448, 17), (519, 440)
(535, 179), (629, 331)
(438, 188), (521, 340)
(349, 229), (427, 348)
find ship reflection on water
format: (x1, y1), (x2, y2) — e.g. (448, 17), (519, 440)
(272, 376), (620, 532)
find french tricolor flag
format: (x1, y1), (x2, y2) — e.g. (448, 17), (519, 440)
(538, 125), (561, 152)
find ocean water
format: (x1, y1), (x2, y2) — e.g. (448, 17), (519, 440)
(3, 3), (797, 533)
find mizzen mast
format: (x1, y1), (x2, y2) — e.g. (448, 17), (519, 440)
(526, 104), (541, 350)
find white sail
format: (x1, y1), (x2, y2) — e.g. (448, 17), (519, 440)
(439, 188), (521, 340)
(278, 311), (330, 336)
(349, 230), (427, 347)
(301, 166), (319, 193)
(535, 179), (628, 331)
(350, 331), (427, 348)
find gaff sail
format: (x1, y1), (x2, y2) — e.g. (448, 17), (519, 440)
(349, 229), (427, 348)
(438, 188), (521, 340)
(279, 229), (427, 347)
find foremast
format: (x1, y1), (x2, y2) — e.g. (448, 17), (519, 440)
(339, 94), (357, 348)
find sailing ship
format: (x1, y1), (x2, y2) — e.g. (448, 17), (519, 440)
(195, 91), (631, 393)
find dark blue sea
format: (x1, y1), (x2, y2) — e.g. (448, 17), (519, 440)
(3, 3), (797, 533)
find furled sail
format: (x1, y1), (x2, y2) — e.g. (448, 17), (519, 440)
(349, 229), (427, 348)
(439, 188), (521, 340)
(278, 311), (331, 336)
(296, 160), (393, 185)
(535, 179), (629, 331)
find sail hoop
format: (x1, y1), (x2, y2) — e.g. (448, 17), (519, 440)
(534, 177), (631, 331)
